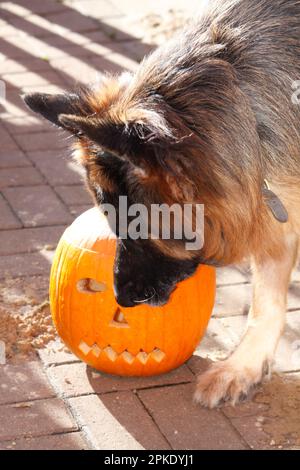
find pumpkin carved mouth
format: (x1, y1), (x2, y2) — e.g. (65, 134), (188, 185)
(78, 340), (166, 365)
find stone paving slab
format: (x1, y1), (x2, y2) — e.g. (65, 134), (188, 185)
(91, 50), (138, 73)
(0, 251), (52, 279)
(0, 0), (67, 17)
(0, 124), (19, 150)
(190, 310), (300, 372)
(0, 167), (44, 188)
(42, 10), (100, 33)
(0, 150), (31, 169)
(116, 40), (154, 63)
(39, 340), (80, 366)
(0, 431), (89, 450)
(69, 204), (93, 217)
(217, 265), (300, 286)
(0, 361), (55, 405)
(214, 283), (300, 317)
(216, 265), (251, 286)
(138, 383), (247, 450)
(92, 16), (144, 43)
(2, 185), (72, 227)
(64, 0), (123, 19)
(13, 131), (69, 152)
(109, 0), (201, 17)
(0, 57), (55, 75)
(99, 390), (171, 450)
(213, 284), (251, 317)
(0, 34), (87, 65)
(50, 57), (102, 84)
(0, 397), (78, 441)
(0, 225), (66, 256)
(40, 29), (110, 49)
(3, 70), (65, 90)
(46, 361), (195, 397)
(54, 184), (91, 205)
(68, 394), (143, 450)
(223, 373), (300, 450)
(0, 193), (22, 229)
(3, 114), (55, 134)
(1, 91), (34, 118)
(4, 15), (97, 43)
(27, 150), (84, 186)
(21, 84), (66, 95)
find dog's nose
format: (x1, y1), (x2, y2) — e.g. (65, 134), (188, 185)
(115, 283), (135, 307)
(115, 280), (156, 307)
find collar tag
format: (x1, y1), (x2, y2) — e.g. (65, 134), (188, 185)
(262, 180), (288, 223)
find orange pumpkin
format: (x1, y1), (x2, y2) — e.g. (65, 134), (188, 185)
(49, 208), (215, 376)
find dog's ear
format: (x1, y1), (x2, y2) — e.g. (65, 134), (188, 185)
(22, 92), (88, 129)
(23, 90), (180, 169)
(59, 107), (177, 166)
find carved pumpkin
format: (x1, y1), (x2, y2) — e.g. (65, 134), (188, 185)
(49, 208), (215, 376)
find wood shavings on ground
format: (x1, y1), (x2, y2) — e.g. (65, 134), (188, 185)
(254, 374), (300, 448)
(11, 402), (33, 408)
(0, 276), (57, 361)
(139, 9), (190, 45)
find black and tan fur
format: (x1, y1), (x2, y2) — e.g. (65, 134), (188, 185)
(24, 0), (300, 407)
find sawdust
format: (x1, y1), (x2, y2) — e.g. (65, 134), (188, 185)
(254, 374), (300, 448)
(139, 9), (190, 45)
(0, 276), (57, 361)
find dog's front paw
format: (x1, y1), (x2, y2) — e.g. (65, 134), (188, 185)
(194, 359), (271, 408)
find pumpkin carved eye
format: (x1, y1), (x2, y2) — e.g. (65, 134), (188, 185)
(76, 278), (106, 293)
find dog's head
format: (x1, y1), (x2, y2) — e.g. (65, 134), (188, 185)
(23, 73), (205, 306)
(23, 54), (264, 306)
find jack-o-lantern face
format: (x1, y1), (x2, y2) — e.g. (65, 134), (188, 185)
(50, 209), (215, 376)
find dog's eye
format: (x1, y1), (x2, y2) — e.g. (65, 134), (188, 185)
(99, 150), (116, 159)
(76, 130), (84, 139)
(93, 150), (119, 162)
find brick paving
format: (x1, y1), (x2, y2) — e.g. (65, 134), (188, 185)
(0, 0), (300, 451)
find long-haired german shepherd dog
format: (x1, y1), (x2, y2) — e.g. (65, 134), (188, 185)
(24, 0), (300, 407)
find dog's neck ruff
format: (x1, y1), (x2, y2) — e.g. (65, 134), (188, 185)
(262, 179), (288, 223)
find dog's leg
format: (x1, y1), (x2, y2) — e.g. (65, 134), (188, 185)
(194, 232), (298, 408)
